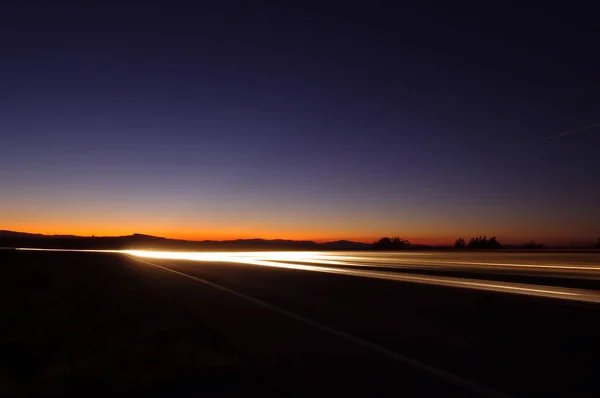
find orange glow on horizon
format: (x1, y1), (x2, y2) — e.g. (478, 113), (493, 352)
(3, 222), (458, 245)
(3, 209), (597, 247)
(3, 221), (593, 247)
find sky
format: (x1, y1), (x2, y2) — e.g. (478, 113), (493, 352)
(2, 1), (599, 245)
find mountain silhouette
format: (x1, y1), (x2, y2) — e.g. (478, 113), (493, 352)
(0, 230), (371, 251)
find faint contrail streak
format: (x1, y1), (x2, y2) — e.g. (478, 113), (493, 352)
(544, 122), (600, 140)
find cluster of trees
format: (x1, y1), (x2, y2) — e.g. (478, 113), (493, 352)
(454, 236), (502, 249)
(454, 237), (600, 249)
(372, 235), (600, 250)
(373, 237), (410, 250)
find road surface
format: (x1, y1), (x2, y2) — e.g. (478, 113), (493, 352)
(3, 249), (600, 397)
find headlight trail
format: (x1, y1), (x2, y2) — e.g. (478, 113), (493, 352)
(15, 248), (600, 303)
(119, 249), (600, 303)
(122, 249), (600, 272)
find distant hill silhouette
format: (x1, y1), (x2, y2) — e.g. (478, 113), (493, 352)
(0, 230), (371, 251)
(0, 230), (78, 239)
(322, 240), (372, 250)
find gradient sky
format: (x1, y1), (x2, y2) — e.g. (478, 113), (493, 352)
(2, 2), (599, 244)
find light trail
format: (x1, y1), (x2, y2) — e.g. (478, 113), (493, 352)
(15, 248), (600, 302)
(122, 250), (598, 302)
(123, 249), (600, 271)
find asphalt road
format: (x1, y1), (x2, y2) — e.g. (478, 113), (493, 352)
(3, 249), (600, 397)
(123, 250), (600, 301)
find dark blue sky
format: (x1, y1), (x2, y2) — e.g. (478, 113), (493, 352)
(2, 1), (599, 243)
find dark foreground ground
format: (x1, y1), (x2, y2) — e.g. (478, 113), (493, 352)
(2, 250), (599, 397)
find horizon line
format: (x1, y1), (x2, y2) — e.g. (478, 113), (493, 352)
(2, 229), (598, 247)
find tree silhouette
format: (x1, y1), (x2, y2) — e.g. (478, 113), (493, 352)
(373, 237), (392, 249)
(488, 236), (501, 249)
(454, 238), (466, 248)
(465, 235), (502, 249)
(391, 237), (409, 246)
(373, 236), (410, 250)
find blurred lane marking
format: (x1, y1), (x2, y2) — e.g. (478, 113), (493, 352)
(128, 255), (511, 398)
